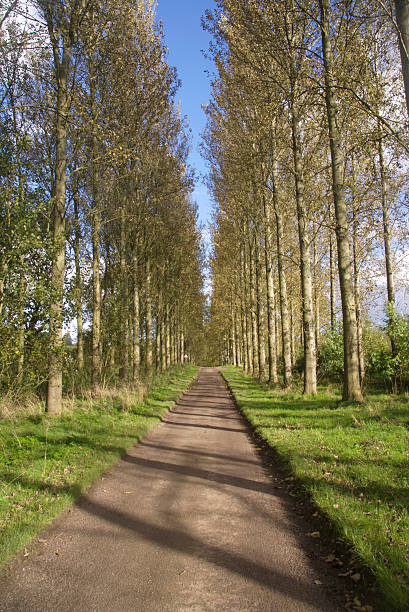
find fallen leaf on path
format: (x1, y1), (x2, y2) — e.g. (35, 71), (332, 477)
(314, 580), (322, 585)
(178, 570), (186, 576)
(308, 531), (321, 538)
(23, 549), (29, 557)
(351, 573), (361, 583)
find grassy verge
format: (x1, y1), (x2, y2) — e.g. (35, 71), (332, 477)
(0, 364), (199, 571)
(222, 366), (409, 611)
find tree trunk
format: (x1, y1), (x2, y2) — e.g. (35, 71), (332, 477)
(255, 236), (266, 380)
(352, 211), (365, 384)
(161, 314), (166, 372)
(16, 265), (25, 385)
(46, 45), (71, 415)
(145, 258), (153, 379)
(319, 0), (363, 401)
(395, 0), (409, 118)
(119, 206), (129, 382)
(290, 300), (296, 369)
(73, 193), (84, 372)
(91, 204), (101, 388)
(291, 110), (317, 394)
(378, 126), (396, 340)
(165, 303), (171, 369)
(132, 251), (140, 383)
(275, 210), (292, 388)
(330, 232), (336, 330)
(240, 246), (249, 373)
(249, 238), (259, 377)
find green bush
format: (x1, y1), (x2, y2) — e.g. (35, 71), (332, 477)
(363, 325), (394, 384)
(318, 324), (344, 380)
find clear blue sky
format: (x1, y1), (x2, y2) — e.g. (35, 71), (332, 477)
(155, 1), (216, 228)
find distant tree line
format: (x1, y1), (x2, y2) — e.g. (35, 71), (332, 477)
(204, 0), (409, 397)
(0, 0), (204, 415)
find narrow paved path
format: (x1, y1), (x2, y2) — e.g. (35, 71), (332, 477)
(0, 368), (343, 611)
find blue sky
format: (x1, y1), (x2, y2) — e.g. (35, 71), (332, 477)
(155, 1), (216, 229)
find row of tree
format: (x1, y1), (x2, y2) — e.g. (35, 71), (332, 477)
(204, 0), (409, 399)
(0, 0), (204, 414)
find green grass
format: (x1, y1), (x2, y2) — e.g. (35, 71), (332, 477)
(222, 366), (409, 611)
(0, 364), (199, 570)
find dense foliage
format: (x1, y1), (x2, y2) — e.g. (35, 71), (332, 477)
(0, 1), (205, 413)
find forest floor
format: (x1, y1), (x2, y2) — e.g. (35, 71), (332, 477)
(222, 366), (409, 612)
(0, 367), (378, 612)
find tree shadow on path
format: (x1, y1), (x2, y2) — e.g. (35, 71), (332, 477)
(78, 496), (332, 612)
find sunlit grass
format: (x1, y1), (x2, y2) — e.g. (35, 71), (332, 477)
(222, 366), (409, 611)
(0, 364), (199, 570)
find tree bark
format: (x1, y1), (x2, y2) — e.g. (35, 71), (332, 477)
(73, 192), (84, 372)
(249, 238), (259, 377)
(132, 251), (140, 383)
(352, 209), (365, 384)
(145, 258), (153, 379)
(319, 0), (363, 401)
(291, 110), (317, 394)
(255, 235), (267, 380)
(275, 210), (292, 388)
(91, 200), (101, 388)
(119, 206), (129, 382)
(330, 232), (336, 330)
(46, 38), (71, 415)
(378, 126), (396, 332)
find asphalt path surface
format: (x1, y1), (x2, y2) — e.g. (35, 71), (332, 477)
(0, 368), (346, 611)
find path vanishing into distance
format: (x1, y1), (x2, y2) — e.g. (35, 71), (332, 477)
(0, 368), (352, 611)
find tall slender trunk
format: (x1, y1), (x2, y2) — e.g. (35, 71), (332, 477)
(73, 193), (84, 373)
(89, 69), (101, 389)
(119, 206), (129, 382)
(290, 300), (296, 369)
(161, 312), (166, 372)
(249, 238), (259, 377)
(350, 157), (365, 384)
(352, 209), (365, 384)
(255, 236), (266, 380)
(330, 232), (336, 330)
(291, 110), (317, 394)
(240, 245), (249, 373)
(275, 210), (292, 388)
(132, 251), (140, 382)
(313, 235), (320, 352)
(91, 207), (101, 387)
(319, 0), (363, 401)
(16, 263), (25, 385)
(155, 308), (162, 374)
(180, 329), (185, 364)
(378, 126), (396, 339)
(145, 258), (153, 379)
(244, 241), (253, 374)
(231, 299), (237, 366)
(166, 303), (171, 369)
(46, 44), (71, 415)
